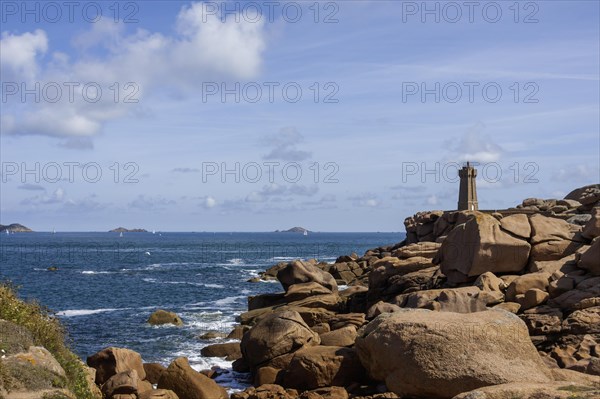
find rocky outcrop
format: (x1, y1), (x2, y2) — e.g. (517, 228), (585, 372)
(355, 309), (553, 398)
(281, 346), (365, 390)
(87, 347), (146, 385)
(157, 357), (227, 399)
(147, 310), (183, 326)
(74, 185), (600, 399)
(277, 261), (338, 293)
(240, 310), (320, 370)
(579, 238), (600, 275)
(451, 382), (600, 399)
(434, 213), (531, 283)
(200, 342), (241, 360)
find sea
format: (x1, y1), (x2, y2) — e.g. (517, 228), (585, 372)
(0, 231), (402, 389)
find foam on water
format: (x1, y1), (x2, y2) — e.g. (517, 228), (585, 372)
(57, 308), (128, 317)
(214, 295), (246, 307)
(81, 270), (115, 275)
(270, 256), (297, 261)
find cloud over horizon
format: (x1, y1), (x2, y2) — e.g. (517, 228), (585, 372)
(1, 2), (267, 139)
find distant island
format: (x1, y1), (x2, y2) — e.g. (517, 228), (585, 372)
(0, 223), (33, 232)
(109, 227), (148, 233)
(275, 226), (309, 233)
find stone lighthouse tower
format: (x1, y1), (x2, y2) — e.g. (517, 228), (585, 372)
(458, 162), (478, 211)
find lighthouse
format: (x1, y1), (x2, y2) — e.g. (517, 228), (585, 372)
(458, 162), (478, 211)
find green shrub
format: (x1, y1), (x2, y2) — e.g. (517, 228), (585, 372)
(0, 283), (96, 399)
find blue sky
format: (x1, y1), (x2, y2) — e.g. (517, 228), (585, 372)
(1, 0), (599, 231)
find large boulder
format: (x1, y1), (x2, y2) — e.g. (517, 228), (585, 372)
(144, 363), (167, 384)
(355, 309), (553, 399)
(562, 306), (600, 335)
(281, 346), (365, 390)
(102, 369), (139, 398)
(318, 325), (357, 347)
(582, 207), (600, 240)
(529, 214), (582, 262)
(394, 286), (490, 313)
(148, 309), (183, 326)
(139, 390), (179, 399)
(157, 357), (227, 399)
(277, 261), (337, 293)
(200, 342), (241, 360)
(451, 382), (600, 399)
(284, 282), (334, 302)
(391, 242), (441, 259)
(565, 184), (600, 207)
(579, 238), (600, 276)
(435, 213), (531, 283)
(548, 276), (600, 311)
(241, 310), (320, 369)
(87, 347), (146, 385)
(369, 257), (435, 290)
(499, 214), (531, 239)
(505, 272), (550, 302)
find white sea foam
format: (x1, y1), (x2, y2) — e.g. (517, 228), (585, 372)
(57, 308), (127, 317)
(204, 283), (225, 289)
(146, 280), (225, 289)
(81, 270), (114, 275)
(214, 296), (246, 306)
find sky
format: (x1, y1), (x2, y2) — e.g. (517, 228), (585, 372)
(0, 0), (599, 232)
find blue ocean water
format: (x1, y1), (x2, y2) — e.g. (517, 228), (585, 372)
(0, 231), (402, 388)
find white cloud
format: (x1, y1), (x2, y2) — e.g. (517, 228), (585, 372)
(0, 29), (48, 81)
(349, 193), (381, 208)
(1, 2), (267, 139)
(203, 196), (217, 208)
(245, 183), (319, 203)
(552, 163), (598, 182)
(128, 195), (175, 210)
(262, 127), (312, 161)
(450, 122), (504, 163)
(426, 194), (439, 206)
(21, 187), (65, 205)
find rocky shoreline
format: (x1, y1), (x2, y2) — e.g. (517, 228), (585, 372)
(2, 184), (600, 399)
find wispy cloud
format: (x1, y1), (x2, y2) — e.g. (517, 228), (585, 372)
(348, 193), (381, 208)
(18, 183), (45, 191)
(172, 168), (200, 173)
(447, 122), (504, 163)
(262, 127), (312, 162)
(128, 195), (175, 211)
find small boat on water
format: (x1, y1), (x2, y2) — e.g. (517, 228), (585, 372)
(303, 230), (308, 236)
(119, 232), (123, 238)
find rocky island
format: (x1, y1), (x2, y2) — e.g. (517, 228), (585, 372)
(0, 223), (32, 233)
(109, 227), (149, 233)
(2, 183), (600, 399)
(275, 227), (309, 233)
